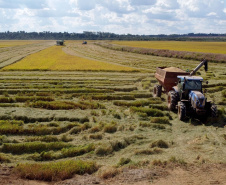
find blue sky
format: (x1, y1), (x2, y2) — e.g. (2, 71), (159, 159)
(0, 0), (225, 34)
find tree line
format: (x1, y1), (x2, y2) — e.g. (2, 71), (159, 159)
(0, 31), (226, 41)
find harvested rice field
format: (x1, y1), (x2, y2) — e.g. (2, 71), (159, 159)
(0, 40), (225, 185)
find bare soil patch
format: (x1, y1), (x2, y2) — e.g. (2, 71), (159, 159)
(1, 163), (226, 185)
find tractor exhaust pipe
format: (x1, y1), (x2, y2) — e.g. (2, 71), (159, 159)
(190, 60), (208, 76)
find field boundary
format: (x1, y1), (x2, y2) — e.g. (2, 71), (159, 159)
(95, 42), (226, 63)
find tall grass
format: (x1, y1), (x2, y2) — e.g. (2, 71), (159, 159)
(32, 143), (95, 161)
(29, 101), (105, 110)
(0, 153), (11, 163)
(150, 140), (169, 148)
(130, 107), (164, 117)
(2, 142), (70, 154)
(135, 148), (163, 155)
(0, 121), (77, 135)
(15, 160), (98, 181)
(150, 117), (171, 125)
(84, 95), (135, 101)
(113, 99), (162, 107)
(61, 144), (95, 158)
(222, 90), (226, 98)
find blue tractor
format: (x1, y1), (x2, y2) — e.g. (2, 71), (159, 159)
(174, 75), (217, 120)
(169, 60), (217, 120)
(154, 60), (217, 121)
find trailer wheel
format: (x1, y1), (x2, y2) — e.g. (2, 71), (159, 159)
(211, 104), (217, 117)
(153, 85), (162, 97)
(167, 90), (177, 111)
(178, 102), (186, 121)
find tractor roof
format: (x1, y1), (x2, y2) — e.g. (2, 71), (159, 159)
(177, 76), (203, 81)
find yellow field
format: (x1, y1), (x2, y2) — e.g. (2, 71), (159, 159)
(112, 41), (226, 54)
(0, 40), (45, 48)
(2, 46), (135, 71)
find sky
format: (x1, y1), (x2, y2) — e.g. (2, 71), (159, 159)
(0, 0), (225, 35)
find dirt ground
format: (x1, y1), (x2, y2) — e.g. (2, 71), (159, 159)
(1, 163), (226, 185)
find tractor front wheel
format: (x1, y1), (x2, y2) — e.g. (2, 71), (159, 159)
(153, 85), (162, 97)
(178, 102), (186, 121)
(167, 90), (177, 111)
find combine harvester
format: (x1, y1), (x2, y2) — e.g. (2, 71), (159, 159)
(153, 60), (217, 120)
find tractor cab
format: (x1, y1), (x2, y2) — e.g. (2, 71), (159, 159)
(177, 76), (203, 100)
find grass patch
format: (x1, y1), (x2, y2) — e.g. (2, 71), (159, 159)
(117, 158), (132, 166)
(139, 122), (151, 127)
(113, 100), (160, 107)
(2, 142), (70, 154)
(150, 140), (169, 148)
(0, 97), (14, 103)
(25, 136), (59, 142)
(103, 123), (117, 133)
(149, 104), (168, 111)
(0, 122), (77, 135)
(29, 101), (105, 110)
(69, 123), (91, 134)
(89, 133), (103, 140)
(61, 144), (95, 158)
(84, 95), (135, 101)
(98, 166), (119, 179)
(222, 90), (226, 98)
(130, 107), (164, 117)
(223, 134), (226, 140)
(15, 160), (98, 181)
(15, 96), (54, 102)
(151, 124), (166, 130)
(135, 148), (163, 155)
(169, 156), (187, 166)
(0, 153), (11, 163)
(150, 117), (171, 125)
(25, 135), (73, 143)
(95, 143), (113, 156)
(90, 125), (102, 133)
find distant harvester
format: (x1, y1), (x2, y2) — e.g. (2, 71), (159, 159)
(82, 41), (87, 44)
(56, 40), (64, 46)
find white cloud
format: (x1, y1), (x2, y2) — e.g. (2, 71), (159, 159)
(207, 12), (217, 17)
(0, 0), (225, 34)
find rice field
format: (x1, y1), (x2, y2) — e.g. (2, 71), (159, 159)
(0, 40), (45, 48)
(2, 45), (136, 71)
(112, 41), (226, 54)
(0, 40), (225, 184)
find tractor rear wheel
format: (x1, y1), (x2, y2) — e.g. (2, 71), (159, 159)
(153, 85), (162, 97)
(167, 90), (177, 111)
(178, 102), (186, 121)
(211, 104), (217, 117)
